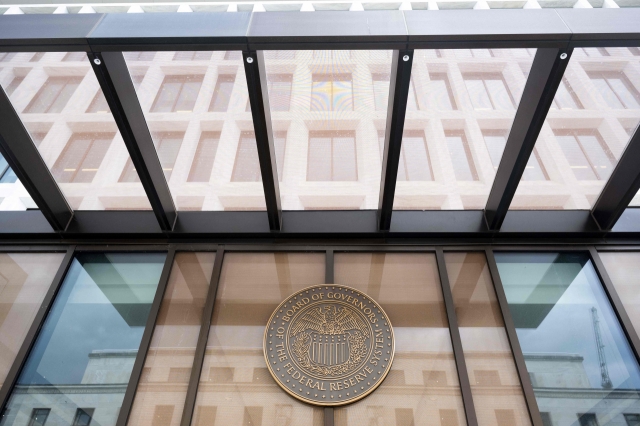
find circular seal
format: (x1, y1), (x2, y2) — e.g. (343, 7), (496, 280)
(264, 284), (395, 406)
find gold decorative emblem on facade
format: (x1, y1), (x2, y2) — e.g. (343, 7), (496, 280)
(264, 285), (395, 406)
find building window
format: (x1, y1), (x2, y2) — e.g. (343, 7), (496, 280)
(86, 91), (110, 113)
(397, 130), (433, 181)
(588, 71), (640, 109)
(555, 129), (615, 181)
(224, 51), (242, 60)
(274, 130), (287, 181)
(231, 132), (260, 182)
(208, 366), (234, 383)
(269, 74), (293, 111)
(264, 51), (296, 60)
(209, 74), (235, 112)
(578, 413), (599, 426)
(188, 131), (220, 182)
(63, 52), (87, 62)
(243, 407), (263, 426)
(151, 75), (203, 113)
(384, 370), (406, 386)
(407, 79), (419, 111)
(464, 73), (515, 110)
(52, 133), (114, 183)
(4, 75), (24, 96)
(194, 407), (217, 426)
(395, 408), (414, 426)
(152, 406), (174, 426)
(552, 78), (583, 109)
(121, 132), (184, 182)
(429, 73), (457, 110)
(495, 410), (516, 426)
(72, 408), (94, 426)
(168, 367), (191, 383)
(540, 412), (553, 426)
(372, 73), (390, 111)
(0, 154), (17, 183)
(123, 51), (156, 61)
(422, 370), (446, 386)
(439, 409), (459, 426)
(307, 131), (357, 181)
(173, 51), (213, 61)
(28, 409), (50, 426)
(445, 130), (478, 181)
(483, 130), (547, 180)
(311, 74), (353, 111)
(30, 52), (45, 62)
(625, 414), (640, 426)
(24, 76), (82, 114)
(474, 370), (501, 386)
(629, 47), (640, 56)
(314, 50), (351, 61)
(252, 367), (272, 383)
(0, 52), (17, 62)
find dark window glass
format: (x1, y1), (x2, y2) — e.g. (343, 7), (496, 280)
(540, 412), (553, 426)
(28, 409), (49, 426)
(72, 408), (94, 426)
(423, 370), (447, 386)
(209, 74), (235, 112)
(231, 132), (261, 182)
(173, 51), (213, 61)
(1, 253), (166, 426)
(495, 252), (640, 426)
(24, 76), (82, 114)
(307, 131), (357, 181)
(151, 75), (203, 113)
(52, 133), (114, 183)
(188, 132), (221, 182)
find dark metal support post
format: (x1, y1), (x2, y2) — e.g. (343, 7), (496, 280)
(243, 51), (282, 231)
(180, 247), (225, 426)
(116, 247), (176, 426)
(0, 246), (75, 410)
(379, 50), (413, 231)
(435, 248), (479, 426)
(592, 126), (640, 230)
(588, 248), (640, 362)
(89, 51), (177, 231)
(484, 48), (572, 230)
(0, 87), (73, 231)
(485, 249), (543, 426)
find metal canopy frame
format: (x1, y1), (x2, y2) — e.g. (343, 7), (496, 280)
(0, 9), (640, 239)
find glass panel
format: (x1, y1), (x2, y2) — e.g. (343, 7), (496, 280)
(0, 253), (65, 388)
(599, 252), (640, 344)
(263, 50), (392, 210)
(334, 253), (467, 426)
(396, 49), (535, 210)
(124, 51), (264, 212)
(191, 252), (325, 426)
(512, 48), (640, 210)
(1, 252), (166, 426)
(495, 252), (640, 426)
(128, 252), (215, 426)
(0, 52), (152, 210)
(445, 252), (531, 426)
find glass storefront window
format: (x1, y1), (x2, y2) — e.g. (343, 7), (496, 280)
(445, 252), (530, 426)
(1, 252), (166, 426)
(334, 253), (467, 426)
(495, 252), (640, 426)
(0, 253), (65, 387)
(128, 252), (216, 426)
(191, 252), (325, 426)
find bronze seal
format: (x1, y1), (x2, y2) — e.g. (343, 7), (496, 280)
(264, 284), (395, 406)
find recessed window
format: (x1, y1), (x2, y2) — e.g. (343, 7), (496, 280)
(173, 51), (213, 61)
(188, 131), (220, 183)
(307, 131), (357, 181)
(52, 133), (114, 183)
(168, 367), (191, 383)
(495, 410), (516, 426)
(464, 73), (515, 110)
(123, 51), (156, 61)
(224, 51), (242, 60)
(152, 406), (174, 426)
(372, 73), (390, 111)
(30, 52), (45, 62)
(395, 408), (414, 426)
(24, 76), (82, 114)
(474, 369), (501, 386)
(209, 74), (235, 112)
(429, 73), (457, 110)
(423, 370), (447, 386)
(72, 408), (94, 426)
(555, 129), (615, 181)
(0, 154), (18, 184)
(274, 131), (287, 181)
(4, 76), (24, 96)
(243, 407), (263, 426)
(121, 132), (184, 182)
(483, 130), (547, 180)
(0, 52), (17, 62)
(232, 132), (261, 182)
(86, 91), (110, 113)
(268, 74), (293, 112)
(578, 413), (599, 426)
(398, 130), (433, 181)
(311, 74), (353, 111)
(151, 75), (203, 113)
(252, 368), (271, 384)
(552, 78), (583, 110)
(445, 130), (478, 181)
(63, 52), (87, 62)
(439, 409), (459, 426)
(588, 71), (640, 109)
(28, 408), (50, 426)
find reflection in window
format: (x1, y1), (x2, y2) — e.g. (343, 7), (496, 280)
(121, 132), (183, 182)
(0, 154), (18, 184)
(72, 408), (94, 426)
(446, 130), (478, 181)
(209, 74), (235, 112)
(464, 74), (514, 110)
(5, 75), (24, 96)
(555, 130), (615, 181)
(307, 131), (357, 181)
(188, 132), (220, 182)
(28, 408), (50, 426)
(173, 51), (213, 61)
(268, 74), (293, 111)
(311, 74), (353, 111)
(151, 75), (203, 113)
(398, 131), (433, 181)
(423, 370), (447, 386)
(231, 132), (261, 182)
(86, 91), (110, 113)
(372, 73), (390, 111)
(63, 52), (87, 62)
(24, 76), (82, 113)
(193, 406), (217, 426)
(224, 51), (242, 61)
(209, 367), (234, 383)
(588, 71), (640, 109)
(274, 130), (287, 182)
(483, 130), (547, 180)
(123, 52), (156, 61)
(52, 133), (114, 183)
(552, 78), (582, 110)
(439, 409), (460, 426)
(1, 253), (166, 426)
(429, 73), (457, 110)
(395, 408), (414, 426)
(151, 406), (174, 426)
(0, 52), (17, 62)
(495, 252), (640, 426)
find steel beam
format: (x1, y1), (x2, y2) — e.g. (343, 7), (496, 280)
(484, 47), (572, 230)
(379, 50), (413, 231)
(89, 51), (177, 231)
(0, 86), (73, 231)
(243, 50), (282, 231)
(592, 125), (640, 230)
